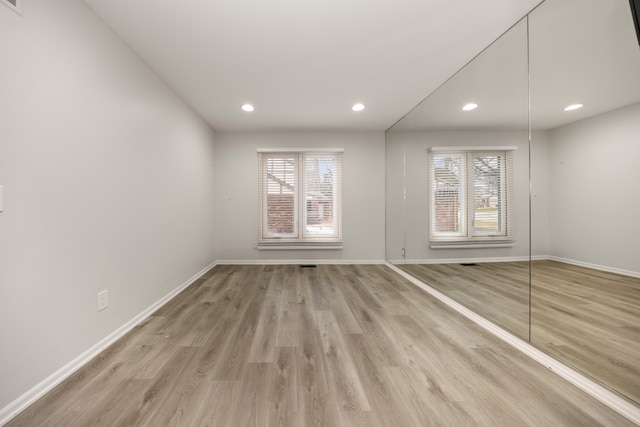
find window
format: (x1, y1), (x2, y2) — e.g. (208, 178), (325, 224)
(428, 147), (515, 247)
(258, 149), (343, 248)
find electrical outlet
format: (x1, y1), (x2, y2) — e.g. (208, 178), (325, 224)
(97, 290), (108, 311)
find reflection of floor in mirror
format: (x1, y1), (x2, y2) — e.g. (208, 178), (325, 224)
(5, 264), (633, 426)
(530, 260), (640, 405)
(402, 260), (640, 405)
(402, 261), (531, 339)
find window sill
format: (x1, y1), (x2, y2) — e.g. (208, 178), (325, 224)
(258, 241), (343, 250)
(429, 239), (515, 249)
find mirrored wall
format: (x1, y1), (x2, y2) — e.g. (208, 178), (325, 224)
(386, 0), (640, 405)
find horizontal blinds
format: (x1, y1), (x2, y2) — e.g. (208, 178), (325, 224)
(429, 153), (466, 238)
(258, 151), (342, 242)
(259, 153), (298, 239)
(429, 149), (514, 241)
(471, 151), (513, 237)
(302, 153), (342, 239)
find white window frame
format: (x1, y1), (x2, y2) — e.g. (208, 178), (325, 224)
(257, 148), (343, 249)
(428, 146), (516, 248)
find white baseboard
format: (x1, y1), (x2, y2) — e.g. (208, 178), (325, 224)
(0, 261), (217, 427)
(216, 259), (385, 265)
(384, 262), (640, 425)
(387, 256), (547, 265)
(392, 255), (639, 279)
(548, 256), (640, 279)
(530, 255), (549, 261)
(404, 255), (535, 264)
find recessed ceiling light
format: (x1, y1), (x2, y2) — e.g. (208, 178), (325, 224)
(462, 103), (478, 111)
(352, 103), (365, 112)
(564, 103), (584, 111)
(242, 104), (254, 112)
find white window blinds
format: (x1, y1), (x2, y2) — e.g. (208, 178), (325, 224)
(302, 153), (341, 239)
(428, 147), (515, 243)
(258, 150), (343, 246)
(261, 153), (298, 239)
(431, 153), (467, 238)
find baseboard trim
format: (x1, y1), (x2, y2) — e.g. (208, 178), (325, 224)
(384, 262), (640, 425)
(216, 259), (385, 265)
(548, 256), (640, 279)
(0, 261), (217, 427)
(403, 255), (539, 264)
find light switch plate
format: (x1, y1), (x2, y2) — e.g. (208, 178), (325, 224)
(97, 290), (108, 311)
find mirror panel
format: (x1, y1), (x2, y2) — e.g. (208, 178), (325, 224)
(529, 0), (640, 403)
(386, 0), (640, 404)
(385, 18), (531, 340)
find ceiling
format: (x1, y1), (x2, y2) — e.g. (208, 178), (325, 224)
(82, 0), (542, 132)
(388, 0), (640, 132)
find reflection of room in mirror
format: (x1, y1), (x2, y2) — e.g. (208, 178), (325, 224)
(530, 0), (640, 406)
(385, 0), (640, 411)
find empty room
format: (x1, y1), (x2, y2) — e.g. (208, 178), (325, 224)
(1, 0), (639, 425)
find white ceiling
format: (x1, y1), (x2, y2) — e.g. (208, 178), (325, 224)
(82, 0), (542, 132)
(389, 0), (640, 132)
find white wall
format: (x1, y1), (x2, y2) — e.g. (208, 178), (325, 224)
(531, 130), (550, 257)
(215, 132), (386, 262)
(547, 102), (640, 274)
(0, 0), (216, 412)
(385, 129), (407, 263)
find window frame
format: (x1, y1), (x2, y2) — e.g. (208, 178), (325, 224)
(257, 148), (343, 249)
(428, 146), (516, 248)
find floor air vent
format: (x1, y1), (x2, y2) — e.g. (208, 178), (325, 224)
(460, 263), (478, 266)
(300, 265), (318, 268)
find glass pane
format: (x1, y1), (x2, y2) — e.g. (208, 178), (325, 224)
(304, 154), (337, 237)
(265, 156), (297, 237)
(472, 155), (502, 234)
(386, 17), (530, 341)
(432, 154), (464, 235)
(530, 0), (640, 403)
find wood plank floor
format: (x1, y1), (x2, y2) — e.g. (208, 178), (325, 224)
(531, 260), (640, 406)
(402, 262), (530, 339)
(403, 260), (640, 405)
(7, 264), (634, 426)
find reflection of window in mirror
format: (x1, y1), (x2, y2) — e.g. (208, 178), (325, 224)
(428, 146), (515, 248)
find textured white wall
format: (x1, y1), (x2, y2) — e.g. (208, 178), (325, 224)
(0, 0), (216, 410)
(548, 102), (640, 273)
(214, 132), (386, 262)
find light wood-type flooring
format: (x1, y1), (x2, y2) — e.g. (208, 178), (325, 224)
(7, 264), (634, 426)
(402, 262), (531, 339)
(403, 260), (640, 405)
